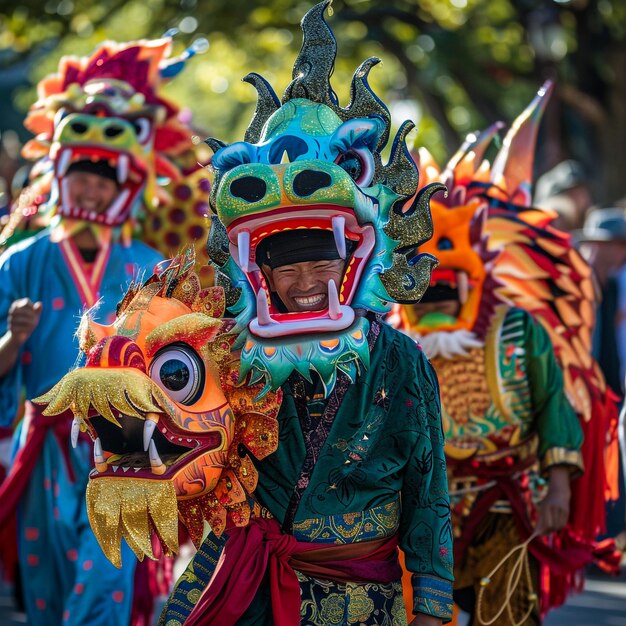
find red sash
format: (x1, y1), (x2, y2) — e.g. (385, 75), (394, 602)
(186, 516), (402, 626)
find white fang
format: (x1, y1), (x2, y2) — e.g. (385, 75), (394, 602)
(332, 216), (347, 259)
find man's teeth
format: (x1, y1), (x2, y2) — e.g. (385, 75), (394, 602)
(116, 154), (129, 185)
(332, 216), (347, 259)
(294, 294), (325, 306)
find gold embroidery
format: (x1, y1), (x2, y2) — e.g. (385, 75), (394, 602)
(541, 447), (584, 474)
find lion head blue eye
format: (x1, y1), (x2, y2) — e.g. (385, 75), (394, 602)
(149, 343), (205, 405)
(336, 152), (363, 181)
(437, 237), (454, 251)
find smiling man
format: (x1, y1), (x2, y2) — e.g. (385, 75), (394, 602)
(66, 161), (120, 213)
(256, 230), (352, 313)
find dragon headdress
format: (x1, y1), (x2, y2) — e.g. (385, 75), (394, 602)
(393, 82), (618, 540)
(3, 37), (212, 279)
(36, 250), (281, 565)
(207, 0), (441, 396)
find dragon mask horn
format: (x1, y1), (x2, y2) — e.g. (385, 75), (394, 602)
(443, 122), (505, 187)
(283, 0), (339, 107)
(243, 72), (281, 143)
(490, 80), (554, 203)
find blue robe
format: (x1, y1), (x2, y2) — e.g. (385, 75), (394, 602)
(0, 229), (163, 626)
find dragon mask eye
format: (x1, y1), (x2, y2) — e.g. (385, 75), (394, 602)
(131, 117), (152, 144)
(149, 343), (205, 405)
(336, 151), (364, 182)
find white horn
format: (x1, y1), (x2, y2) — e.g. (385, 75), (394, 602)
(58, 150), (72, 178)
(143, 418), (157, 451)
(327, 279), (342, 320)
(237, 230), (251, 272)
(256, 289), (273, 326)
(148, 440), (166, 475)
(106, 189), (130, 220)
(94, 437), (107, 473)
(457, 271), (469, 305)
(332, 216), (347, 259)
(71, 418), (81, 449)
(117, 154), (129, 185)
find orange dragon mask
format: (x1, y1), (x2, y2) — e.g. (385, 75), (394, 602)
(397, 82), (556, 339)
(36, 250), (281, 566)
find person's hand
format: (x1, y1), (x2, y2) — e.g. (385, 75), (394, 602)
(537, 466), (571, 534)
(8, 298), (42, 344)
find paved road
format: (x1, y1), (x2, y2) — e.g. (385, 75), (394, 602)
(544, 569), (626, 626)
(1, 570), (625, 625)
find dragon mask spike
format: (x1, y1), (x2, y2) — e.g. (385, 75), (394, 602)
(490, 80), (554, 203)
(282, 1), (339, 108)
(77, 315), (114, 354)
(206, 216), (243, 308)
(384, 182), (447, 249)
(444, 122), (505, 180)
(205, 137), (228, 154)
(206, 214), (231, 267)
(381, 252), (438, 304)
(382, 120), (419, 198)
(381, 182), (445, 303)
(243, 73), (281, 143)
(344, 58), (391, 150)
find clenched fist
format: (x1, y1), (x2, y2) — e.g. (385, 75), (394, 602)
(8, 298), (42, 344)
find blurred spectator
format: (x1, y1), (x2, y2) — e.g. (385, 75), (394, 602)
(535, 159), (593, 230)
(575, 207), (626, 393)
(576, 207), (626, 541)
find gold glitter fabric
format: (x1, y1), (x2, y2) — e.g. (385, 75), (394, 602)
(37, 368), (171, 426)
(86, 478), (178, 568)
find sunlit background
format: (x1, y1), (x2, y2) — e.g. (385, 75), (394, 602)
(1, 0), (625, 210)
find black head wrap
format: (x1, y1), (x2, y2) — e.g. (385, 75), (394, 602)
(255, 230), (355, 269)
(66, 160), (119, 184)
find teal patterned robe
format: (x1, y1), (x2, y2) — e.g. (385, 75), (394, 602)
(164, 321), (453, 625)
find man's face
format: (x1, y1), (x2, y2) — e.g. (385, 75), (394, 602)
(66, 171), (119, 214)
(263, 259), (346, 313)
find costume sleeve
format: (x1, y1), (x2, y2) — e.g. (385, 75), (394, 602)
(399, 345), (454, 623)
(523, 311), (584, 474)
(0, 248), (23, 426)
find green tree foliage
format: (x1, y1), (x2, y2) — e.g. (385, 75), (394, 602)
(1, 0), (625, 202)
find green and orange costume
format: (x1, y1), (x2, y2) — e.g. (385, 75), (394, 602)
(392, 83), (620, 623)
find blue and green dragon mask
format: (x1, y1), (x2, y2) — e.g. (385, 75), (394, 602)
(207, 1), (443, 396)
